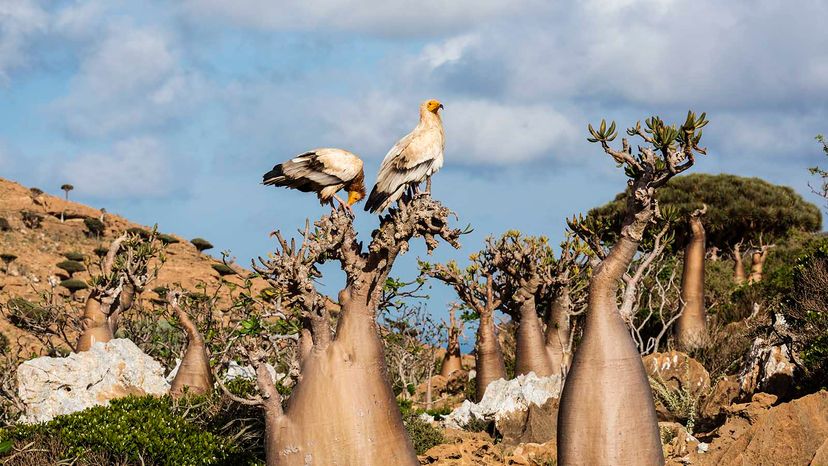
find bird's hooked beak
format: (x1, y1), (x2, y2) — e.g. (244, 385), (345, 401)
(347, 190), (363, 206)
(438, 103), (444, 110)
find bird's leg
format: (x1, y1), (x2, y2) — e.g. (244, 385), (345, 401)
(424, 177), (432, 195)
(332, 194), (354, 218)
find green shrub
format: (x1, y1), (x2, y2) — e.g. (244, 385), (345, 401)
(158, 234), (180, 245)
(56, 260), (85, 277)
(64, 251), (85, 262)
(94, 246), (109, 257)
(60, 278), (88, 294)
(4, 297), (50, 330)
(0, 253), (16, 263)
(127, 227), (151, 238)
(0, 331), (8, 354)
(783, 238), (828, 391)
(0, 217), (10, 232)
(212, 264), (236, 276)
(0, 395), (248, 465)
(402, 411), (444, 455)
(191, 238), (214, 252)
(84, 217), (105, 237)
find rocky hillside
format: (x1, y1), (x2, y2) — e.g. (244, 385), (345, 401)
(0, 177), (265, 351)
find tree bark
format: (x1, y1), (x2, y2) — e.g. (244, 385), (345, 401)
(271, 287), (417, 466)
(558, 238), (663, 465)
(170, 299), (213, 398)
(676, 211), (707, 349)
(748, 247), (772, 284)
(514, 297), (555, 377)
(439, 335), (462, 378)
(544, 287), (572, 377)
(474, 303), (506, 402)
(733, 243), (746, 285)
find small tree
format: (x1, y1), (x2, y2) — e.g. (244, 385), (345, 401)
(420, 253), (507, 401)
(64, 251), (85, 262)
(60, 184), (74, 223)
(56, 260), (85, 278)
(191, 238), (214, 253)
(1, 253), (16, 275)
(439, 304), (464, 378)
(675, 206), (708, 349)
(158, 234), (180, 245)
(61, 278), (88, 298)
(76, 229), (166, 351)
(168, 291), (213, 398)
(0, 217), (10, 232)
(558, 112), (708, 466)
(84, 217), (105, 239)
(212, 263), (236, 276)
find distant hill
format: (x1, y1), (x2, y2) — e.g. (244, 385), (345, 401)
(0, 177), (266, 352)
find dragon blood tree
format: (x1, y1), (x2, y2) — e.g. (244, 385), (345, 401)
(557, 112), (709, 465)
(77, 229), (165, 351)
(248, 196), (462, 466)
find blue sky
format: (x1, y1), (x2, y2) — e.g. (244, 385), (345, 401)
(2, 0), (827, 345)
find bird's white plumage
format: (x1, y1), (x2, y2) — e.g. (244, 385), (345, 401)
(366, 101), (445, 212)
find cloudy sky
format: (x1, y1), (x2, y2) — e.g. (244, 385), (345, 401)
(2, 0), (827, 337)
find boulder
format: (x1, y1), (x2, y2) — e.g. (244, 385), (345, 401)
(738, 336), (797, 400)
(497, 396), (559, 445)
(443, 372), (561, 445)
(660, 421), (704, 465)
(700, 375), (741, 421)
(644, 350), (711, 397)
(17, 339), (170, 423)
(697, 391), (828, 466)
(643, 350), (711, 422)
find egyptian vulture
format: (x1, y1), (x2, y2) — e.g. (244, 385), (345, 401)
(263, 148), (366, 213)
(364, 99), (445, 213)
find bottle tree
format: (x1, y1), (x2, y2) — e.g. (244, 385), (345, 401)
(557, 112), (708, 465)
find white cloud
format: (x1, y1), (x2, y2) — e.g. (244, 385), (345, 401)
(445, 100), (579, 165)
(60, 137), (174, 199)
(0, 0), (48, 82)
(180, 0), (540, 37)
(55, 24), (205, 138)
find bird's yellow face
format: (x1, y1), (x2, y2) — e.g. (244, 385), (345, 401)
(425, 99), (444, 113)
(347, 190), (364, 205)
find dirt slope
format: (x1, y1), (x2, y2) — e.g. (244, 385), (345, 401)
(0, 177), (266, 351)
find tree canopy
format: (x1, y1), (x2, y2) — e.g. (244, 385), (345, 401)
(586, 173), (821, 249)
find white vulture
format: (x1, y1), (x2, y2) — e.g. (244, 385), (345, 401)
(263, 148), (365, 214)
(364, 99), (445, 213)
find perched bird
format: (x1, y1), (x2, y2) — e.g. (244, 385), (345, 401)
(263, 148), (366, 214)
(364, 99), (445, 213)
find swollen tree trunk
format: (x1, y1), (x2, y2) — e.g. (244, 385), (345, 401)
(475, 302), (506, 402)
(544, 287), (572, 376)
(76, 294), (114, 351)
(170, 297), (213, 398)
(558, 237), (664, 465)
(255, 197), (460, 465)
(271, 288), (416, 465)
(514, 297), (555, 376)
(748, 246), (772, 284)
(733, 243), (746, 285)
(676, 209), (707, 349)
(439, 332), (462, 378)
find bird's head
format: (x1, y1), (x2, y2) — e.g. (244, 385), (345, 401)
(347, 190), (365, 206)
(424, 99), (444, 114)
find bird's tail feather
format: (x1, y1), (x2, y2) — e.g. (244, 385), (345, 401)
(364, 185), (405, 213)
